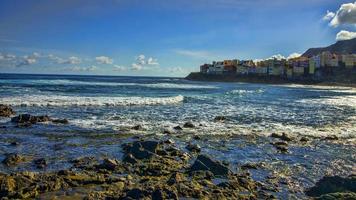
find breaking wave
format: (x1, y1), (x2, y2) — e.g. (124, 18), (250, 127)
(0, 95), (184, 107)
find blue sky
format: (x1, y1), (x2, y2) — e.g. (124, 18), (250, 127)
(0, 0), (355, 77)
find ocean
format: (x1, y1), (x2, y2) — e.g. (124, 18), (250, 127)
(1, 73), (355, 137)
(0, 73), (355, 198)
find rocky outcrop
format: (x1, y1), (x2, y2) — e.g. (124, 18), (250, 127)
(305, 176), (356, 197)
(0, 105), (15, 117)
(2, 154), (26, 166)
(190, 154), (231, 177)
(11, 114), (51, 125)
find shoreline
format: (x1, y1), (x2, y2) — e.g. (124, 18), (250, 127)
(0, 106), (355, 199)
(185, 72), (356, 88)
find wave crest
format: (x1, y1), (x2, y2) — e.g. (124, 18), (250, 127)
(0, 95), (184, 107)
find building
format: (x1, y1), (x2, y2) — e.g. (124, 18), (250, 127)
(200, 64), (210, 73)
(207, 61), (224, 75)
(342, 54), (356, 68)
(320, 51), (333, 67)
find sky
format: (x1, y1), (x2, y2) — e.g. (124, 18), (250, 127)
(0, 0), (355, 77)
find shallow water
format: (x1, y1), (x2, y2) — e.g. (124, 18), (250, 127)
(0, 74), (355, 198)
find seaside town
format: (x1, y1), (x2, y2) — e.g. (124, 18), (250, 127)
(199, 51), (356, 80)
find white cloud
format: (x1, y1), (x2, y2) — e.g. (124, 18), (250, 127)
(175, 49), (212, 59)
(268, 54), (286, 60)
(323, 10), (335, 21)
(287, 53), (301, 59)
(58, 56), (82, 64)
(69, 65), (97, 72)
(131, 54), (159, 70)
(147, 57), (159, 65)
(95, 56), (113, 64)
(16, 56), (37, 67)
(131, 63), (143, 71)
(113, 65), (127, 71)
(328, 1), (356, 27)
(336, 30), (356, 41)
(136, 54), (146, 65)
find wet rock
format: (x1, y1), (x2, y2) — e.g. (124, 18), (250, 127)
(173, 126), (183, 130)
(0, 104), (15, 117)
(300, 137), (309, 142)
(100, 158), (120, 170)
(131, 124), (143, 130)
(190, 154), (230, 177)
(193, 135), (201, 140)
(123, 140), (159, 160)
(123, 153), (138, 164)
(164, 139), (174, 144)
(325, 135), (339, 141)
(163, 128), (175, 134)
(270, 133), (292, 141)
(10, 141), (20, 146)
(11, 114), (51, 124)
(52, 119), (69, 124)
(2, 154), (25, 166)
(34, 158), (47, 169)
(125, 188), (147, 199)
(272, 141), (288, 153)
(316, 192), (356, 200)
(305, 176), (356, 197)
(186, 143), (201, 153)
(71, 157), (98, 169)
(214, 116), (226, 122)
(183, 121), (195, 128)
(152, 188), (178, 200)
(241, 163), (259, 170)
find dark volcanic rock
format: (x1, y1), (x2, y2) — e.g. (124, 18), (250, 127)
(183, 121), (195, 128)
(100, 158), (120, 170)
(11, 114), (51, 124)
(2, 154), (26, 166)
(270, 133), (292, 141)
(305, 176), (356, 197)
(190, 154), (230, 177)
(173, 126), (183, 130)
(0, 104), (15, 117)
(123, 140), (159, 160)
(186, 143), (201, 153)
(214, 116), (227, 122)
(34, 158), (47, 169)
(131, 125), (143, 130)
(52, 119), (69, 124)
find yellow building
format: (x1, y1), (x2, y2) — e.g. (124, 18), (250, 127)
(342, 54), (356, 68)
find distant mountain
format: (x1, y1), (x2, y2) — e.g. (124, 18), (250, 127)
(302, 38), (356, 57)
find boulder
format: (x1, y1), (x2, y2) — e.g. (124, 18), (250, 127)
(123, 141), (159, 160)
(190, 155), (230, 177)
(52, 119), (69, 124)
(305, 176), (356, 197)
(270, 133), (292, 141)
(101, 158), (120, 170)
(131, 125), (143, 131)
(214, 116), (226, 122)
(186, 143), (201, 153)
(2, 154), (26, 166)
(173, 126), (183, 130)
(11, 114), (51, 124)
(34, 158), (47, 169)
(0, 104), (15, 117)
(183, 122), (195, 128)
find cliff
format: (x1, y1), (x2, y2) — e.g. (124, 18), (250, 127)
(302, 38), (356, 57)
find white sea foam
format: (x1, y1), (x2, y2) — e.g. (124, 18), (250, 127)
(0, 79), (217, 89)
(0, 95), (184, 107)
(227, 89), (264, 95)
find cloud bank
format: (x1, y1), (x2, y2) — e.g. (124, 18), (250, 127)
(336, 30), (356, 41)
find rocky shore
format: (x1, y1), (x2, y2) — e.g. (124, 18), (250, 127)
(0, 105), (355, 199)
(185, 72), (356, 88)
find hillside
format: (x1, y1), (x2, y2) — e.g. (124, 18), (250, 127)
(302, 38), (356, 57)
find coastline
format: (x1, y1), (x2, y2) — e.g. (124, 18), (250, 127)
(185, 72), (356, 88)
